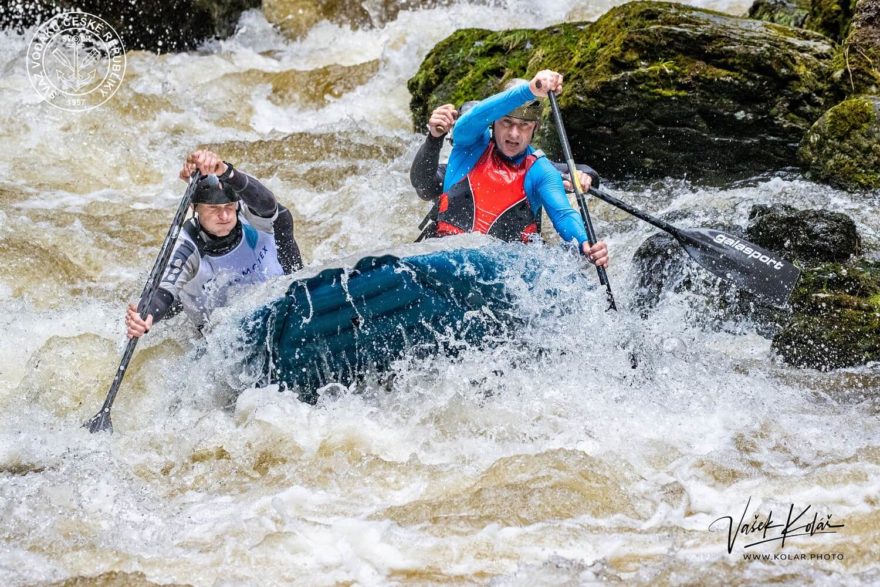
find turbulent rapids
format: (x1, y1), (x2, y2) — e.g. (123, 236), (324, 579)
(1, 1), (878, 586)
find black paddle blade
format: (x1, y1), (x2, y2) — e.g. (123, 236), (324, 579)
(84, 409), (113, 434)
(677, 228), (801, 307)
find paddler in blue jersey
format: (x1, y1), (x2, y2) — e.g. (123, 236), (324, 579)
(423, 70), (609, 267)
(412, 100), (600, 200)
(125, 150), (302, 338)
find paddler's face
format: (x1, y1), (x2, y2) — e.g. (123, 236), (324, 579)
(195, 202), (238, 237)
(493, 116), (537, 158)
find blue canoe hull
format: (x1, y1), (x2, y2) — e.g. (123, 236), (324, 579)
(239, 246), (576, 402)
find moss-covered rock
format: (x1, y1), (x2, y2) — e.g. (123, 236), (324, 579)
(807, 0), (856, 41)
(837, 0), (880, 94)
(409, 1), (839, 182)
(0, 0), (260, 52)
(748, 0), (811, 28)
(772, 260), (880, 369)
(747, 204), (862, 263)
(798, 95), (880, 189)
(408, 26), (547, 131)
(747, 0), (855, 41)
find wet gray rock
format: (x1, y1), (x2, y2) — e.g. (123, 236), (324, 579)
(747, 204), (862, 263)
(0, 0), (260, 53)
(630, 226), (745, 316)
(631, 233), (690, 312)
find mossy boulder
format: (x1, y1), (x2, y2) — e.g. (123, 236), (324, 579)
(746, 0), (855, 42)
(748, 0), (811, 28)
(409, 1), (839, 182)
(772, 260), (880, 369)
(798, 95), (880, 189)
(0, 0), (260, 52)
(743, 205), (876, 370)
(747, 204), (862, 263)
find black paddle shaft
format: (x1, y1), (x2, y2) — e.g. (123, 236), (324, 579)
(547, 91), (617, 311)
(85, 172), (200, 433)
(587, 186), (681, 237)
(414, 200), (440, 243)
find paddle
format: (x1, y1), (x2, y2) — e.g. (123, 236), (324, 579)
(547, 90), (617, 311)
(414, 200), (437, 243)
(587, 185), (801, 307)
(85, 171), (200, 433)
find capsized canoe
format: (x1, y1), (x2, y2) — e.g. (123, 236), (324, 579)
(238, 245), (583, 402)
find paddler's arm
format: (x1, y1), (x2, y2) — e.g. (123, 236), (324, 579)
(223, 166), (278, 219)
(410, 133), (447, 200)
(451, 82), (538, 147)
(125, 237), (199, 338)
(527, 159), (609, 267)
(551, 162), (600, 192)
(442, 82), (541, 191)
(411, 103), (458, 200)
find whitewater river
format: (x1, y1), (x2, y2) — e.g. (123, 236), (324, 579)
(1, 1), (878, 585)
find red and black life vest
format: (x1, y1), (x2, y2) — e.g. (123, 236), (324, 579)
(435, 142), (542, 243)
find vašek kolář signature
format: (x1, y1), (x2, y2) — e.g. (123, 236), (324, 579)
(709, 497), (845, 553)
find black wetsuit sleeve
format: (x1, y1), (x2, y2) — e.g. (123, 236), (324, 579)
(226, 169), (278, 218)
(410, 134), (446, 201)
(551, 162), (601, 189)
(274, 205), (304, 274)
(145, 287), (176, 324)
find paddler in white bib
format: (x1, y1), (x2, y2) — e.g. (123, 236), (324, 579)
(126, 150), (300, 337)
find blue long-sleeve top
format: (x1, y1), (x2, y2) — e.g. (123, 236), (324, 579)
(446, 83), (590, 246)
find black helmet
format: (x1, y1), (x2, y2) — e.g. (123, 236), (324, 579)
(191, 174), (240, 205)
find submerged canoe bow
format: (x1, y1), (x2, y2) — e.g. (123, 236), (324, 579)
(239, 247), (547, 401)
